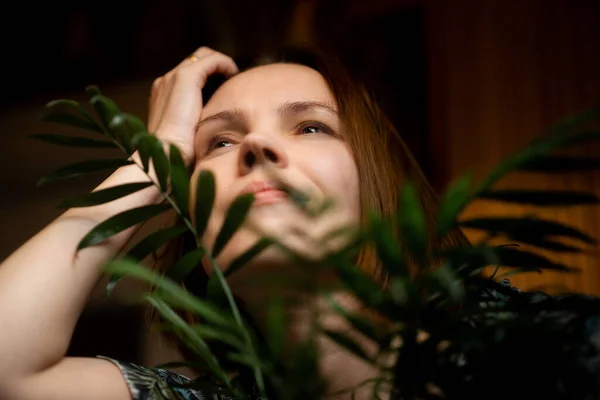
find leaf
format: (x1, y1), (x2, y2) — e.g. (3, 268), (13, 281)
(109, 114), (133, 153)
(508, 235), (583, 253)
(266, 295), (286, 358)
(435, 173), (473, 238)
(145, 295), (232, 388)
(519, 156), (600, 172)
(194, 170), (216, 238)
(29, 133), (117, 149)
(322, 329), (373, 364)
(78, 204), (171, 249)
(475, 129), (600, 196)
(131, 132), (155, 172)
(170, 144), (190, 217)
(37, 158), (133, 186)
(127, 225), (188, 262)
(152, 140), (170, 191)
(85, 85), (102, 98)
(57, 182), (153, 208)
(544, 104), (600, 135)
(90, 94), (121, 135)
(224, 237), (274, 277)
(109, 113), (148, 154)
(42, 99), (104, 134)
(453, 245), (576, 273)
(398, 184), (427, 266)
(333, 256), (394, 313)
(369, 215), (406, 276)
(212, 193), (255, 258)
(225, 353), (266, 371)
(459, 217), (596, 245)
(193, 324), (246, 350)
(166, 248), (205, 283)
(104, 258), (235, 328)
(326, 295), (383, 342)
(477, 189), (599, 206)
(428, 264), (464, 303)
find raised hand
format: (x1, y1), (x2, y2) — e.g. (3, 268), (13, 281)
(148, 46), (238, 166)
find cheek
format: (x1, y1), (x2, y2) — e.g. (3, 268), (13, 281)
(300, 144), (360, 217)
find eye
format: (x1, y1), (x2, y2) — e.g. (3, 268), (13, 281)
(206, 134), (235, 153)
(297, 121), (333, 135)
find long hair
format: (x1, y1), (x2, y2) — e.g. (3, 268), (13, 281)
(150, 45), (468, 362)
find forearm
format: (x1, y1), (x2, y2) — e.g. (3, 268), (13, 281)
(0, 158), (163, 379)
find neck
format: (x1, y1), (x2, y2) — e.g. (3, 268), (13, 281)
(245, 291), (382, 399)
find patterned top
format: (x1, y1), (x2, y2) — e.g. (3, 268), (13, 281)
(99, 356), (235, 400)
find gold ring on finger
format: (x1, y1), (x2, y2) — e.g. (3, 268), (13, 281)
(188, 53), (199, 62)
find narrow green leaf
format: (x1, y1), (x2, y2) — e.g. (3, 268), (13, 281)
(444, 244), (577, 274)
(369, 215), (406, 276)
(326, 296), (382, 342)
(477, 189), (599, 206)
(145, 295), (231, 388)
(225, 353), (266, 371)
(152, 141), (170, 191)
(193, 325), (246, 350)
(212, 193), (255, 258)
(29, 134), (117, 149)
(428, 264), (464, 303)
(127, 225), (188, 262)
(132, 133), (155, 172)
(509, 235), (583, 253)
(440, 245), (503, 277)
(266, 295), (285, 358)
(37, 158), (133, 186)
(493, 246), (577, 272)
(78, 204), (171, 249)
(333, 256), (394, 313)
(170, 144), (190, 217)
(166, 248), (206, 283)
(90, 94), (121, 135)
(544, 104), (600, 135)
(459, 217), (596, 245)
(435, 174), (473, 238)
(42, 99), (104, 134)
(104, 258), (235, 328)
(476, 129), (600, 196)
(57, 182), (153, 208)
(109, 114), (133, 153)
(496, 267), (542, 279)
(519, 156), (600, 172)
(194, 170), (216, 238)
(322, 329), (373, 364)
(398, 184), (427, 266)
(109, 113), (148, 154)
(224, 237), (274, 277)
(85, 85), (102, 99)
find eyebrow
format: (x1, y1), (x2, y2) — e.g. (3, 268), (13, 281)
(195, 100), (339, 131)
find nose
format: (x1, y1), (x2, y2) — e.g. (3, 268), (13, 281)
(238, 132), (288, 175)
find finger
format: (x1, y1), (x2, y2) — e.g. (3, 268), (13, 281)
(158, 52), (239, 131)
(173, 46), (216, 71)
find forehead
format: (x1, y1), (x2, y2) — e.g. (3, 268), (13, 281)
(203, 63), (337, 113)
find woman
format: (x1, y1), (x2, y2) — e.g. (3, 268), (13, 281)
(0, 46), (463, 399)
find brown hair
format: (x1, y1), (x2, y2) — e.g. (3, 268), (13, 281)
(151, 45), (468, 361)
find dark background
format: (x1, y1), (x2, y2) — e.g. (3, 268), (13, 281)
(1, 0), (599, 366)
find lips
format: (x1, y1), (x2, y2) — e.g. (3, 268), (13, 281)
(241, 180), (289, 206)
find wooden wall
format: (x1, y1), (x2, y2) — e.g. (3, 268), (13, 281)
(427, 0), (600, 294)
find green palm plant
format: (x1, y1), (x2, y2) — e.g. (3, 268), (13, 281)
(34, 86), (600, 399)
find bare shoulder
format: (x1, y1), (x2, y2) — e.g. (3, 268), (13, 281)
(6, 357), (131, 400)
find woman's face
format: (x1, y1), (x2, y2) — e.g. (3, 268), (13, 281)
(190, 63), (360, 277)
